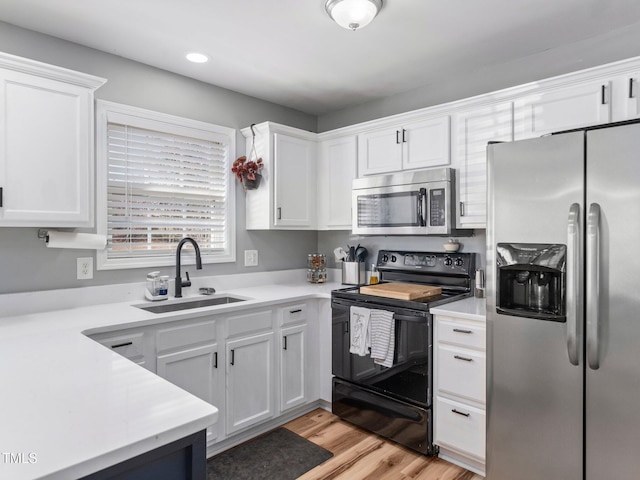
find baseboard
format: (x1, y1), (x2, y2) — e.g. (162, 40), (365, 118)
(438, 447), (485, 477)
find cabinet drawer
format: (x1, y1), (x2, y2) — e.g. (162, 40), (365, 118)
(280, 304), (307, 326)
(437, 344), (485, 403)
(437, 318), (485, 350)
(94, 332), (144, 361)
(156, 319), (216, 353)
(435, 396), (485, 461)
(226, 309), (273, 337)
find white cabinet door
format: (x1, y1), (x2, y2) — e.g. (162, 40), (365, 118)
(280, 324), (307, 412)
(0, 68), (99, 226)
(274, 133), (316, 228)
(157, 343), (220, 442)
(358, 116), (451, 176)
(454, 102), (513, 228)
(357, 126), (402, 175)
(611, 72), (640, 121)
(317, 135), (357, 230)
(514, 80), (611, 139)
(225, 331), (275, 435)
(402, 116), (450, 170)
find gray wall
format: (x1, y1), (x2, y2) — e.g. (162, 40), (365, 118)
(0, 22), (318, 294)
(317, 23), (640, 131)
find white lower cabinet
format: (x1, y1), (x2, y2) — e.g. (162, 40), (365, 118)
(225, 330), (275, 435)
(280, 324), (307, 412)
(434, 313), (486, 476)
(88, 299), (324, 454)
(155, 318), (220, 443)
(157, 343), (220, 443)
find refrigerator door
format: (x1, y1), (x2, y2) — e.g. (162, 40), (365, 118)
(486, 133), (584, 480)
(585, 122), (640, 479)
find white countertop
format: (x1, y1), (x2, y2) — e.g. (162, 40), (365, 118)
(0, 271), (341, 480)
(430, 296), (486, 321)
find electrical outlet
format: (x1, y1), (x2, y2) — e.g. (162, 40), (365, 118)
(77, 257), (93, 280)
(244, 250), (258, 267)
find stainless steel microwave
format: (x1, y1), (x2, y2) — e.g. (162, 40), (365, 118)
(352, 168), (468, 236)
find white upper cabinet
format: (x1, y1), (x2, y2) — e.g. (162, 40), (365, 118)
(514, 80), (611, 139)
(0, 53), (105, 227)
(453, 102), (513, 229)
(242, 122), (317, 230)
(610, 72), (640, 121)
(357, 114), (450, 176)
(317, 135), (357, 230)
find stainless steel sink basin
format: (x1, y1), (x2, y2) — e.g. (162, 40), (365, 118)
(136, 295), (247, 314)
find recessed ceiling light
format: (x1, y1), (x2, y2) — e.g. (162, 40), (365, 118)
(186, 52), (209, 63)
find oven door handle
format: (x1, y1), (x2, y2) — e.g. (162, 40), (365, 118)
(394, 314), (429, 323)
(418, 188), (426, 227)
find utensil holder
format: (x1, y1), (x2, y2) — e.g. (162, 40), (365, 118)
(342, 261), (365, 285)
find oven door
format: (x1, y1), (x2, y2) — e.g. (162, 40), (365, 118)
(331, 298), (432, 407)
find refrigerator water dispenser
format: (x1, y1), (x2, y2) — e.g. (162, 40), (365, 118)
(496, 243), (566, 321)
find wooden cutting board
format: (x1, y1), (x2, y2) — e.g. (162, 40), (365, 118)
(359, 282), (442, 301)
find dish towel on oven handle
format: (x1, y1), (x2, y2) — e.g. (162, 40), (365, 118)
(349, 306), (371, 356)
(370, 309), (395, 368)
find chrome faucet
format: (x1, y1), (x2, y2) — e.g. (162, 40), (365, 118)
(175, 237), (202, 298)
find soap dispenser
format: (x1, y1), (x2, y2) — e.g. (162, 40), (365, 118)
(145, 271), (169, 301)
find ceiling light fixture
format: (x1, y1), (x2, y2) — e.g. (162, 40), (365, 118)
(325, 0), (383, 31)
(186, 52), (209, 64)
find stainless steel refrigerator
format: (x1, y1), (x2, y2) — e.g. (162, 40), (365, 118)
(486, 120), (640, 480)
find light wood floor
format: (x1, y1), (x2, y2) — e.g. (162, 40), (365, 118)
(283, 409), (483, 480)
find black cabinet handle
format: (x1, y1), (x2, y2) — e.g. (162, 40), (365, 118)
(454, 355), (473, 362)
(283, 336), (288, 350)
(630, 78), (635, 99)
(452, 409), (470, 417)
(111, 342), (133, 349)
(453, 328), (473, 334)
(402, 128), (407, 143)
(213, 352), (218, 369)
(460, 202), (465, 217)
(230, 349), (235, 366)
(601, 85), (606, 104)
(396, 130), (401, 144)
(289, 309), (302, 314)
(277, 207), (282, 220)
(0, 187), (3, 207)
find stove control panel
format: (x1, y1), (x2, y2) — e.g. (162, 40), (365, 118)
(377, 250), (474, 275)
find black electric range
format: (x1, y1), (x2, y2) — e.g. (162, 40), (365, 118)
(331, 249), (476, 456)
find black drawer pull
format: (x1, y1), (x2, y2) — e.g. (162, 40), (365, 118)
(111, 342), (133, 349)
(230, 349), (235, 366)
(454, 355), (473, 362)
(283, 336), (288, 350)
(452, 408), (470, 417)
(289, 309), (302, 314)
(213, 352), (218, 369)
(452, 328), (472, 334)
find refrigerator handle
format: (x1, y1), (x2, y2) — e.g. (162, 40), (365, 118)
(566, 203), (580, 366)
(586, 203), (601, 370)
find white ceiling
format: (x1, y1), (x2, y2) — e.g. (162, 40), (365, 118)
(1, 0), (640, 116)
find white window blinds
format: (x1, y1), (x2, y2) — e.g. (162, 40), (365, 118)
(96, 101), (236, 270)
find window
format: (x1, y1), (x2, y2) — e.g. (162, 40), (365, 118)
(96, 101), (236, 270)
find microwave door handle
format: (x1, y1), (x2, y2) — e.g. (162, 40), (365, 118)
(418, 188), (426, 226)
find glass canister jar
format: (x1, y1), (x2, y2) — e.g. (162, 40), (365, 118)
(307, 253), (327, 283)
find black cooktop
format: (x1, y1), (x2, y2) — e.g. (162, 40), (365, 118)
(331, 250), (476, 312)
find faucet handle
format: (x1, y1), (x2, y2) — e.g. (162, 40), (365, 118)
(182, 271), (192, 288)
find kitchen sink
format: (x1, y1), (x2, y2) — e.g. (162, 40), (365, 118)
(136, 295), (247, 314)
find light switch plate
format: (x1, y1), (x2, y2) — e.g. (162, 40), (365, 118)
(77, 257), (93, 280)
(244, 250), (258, 267)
